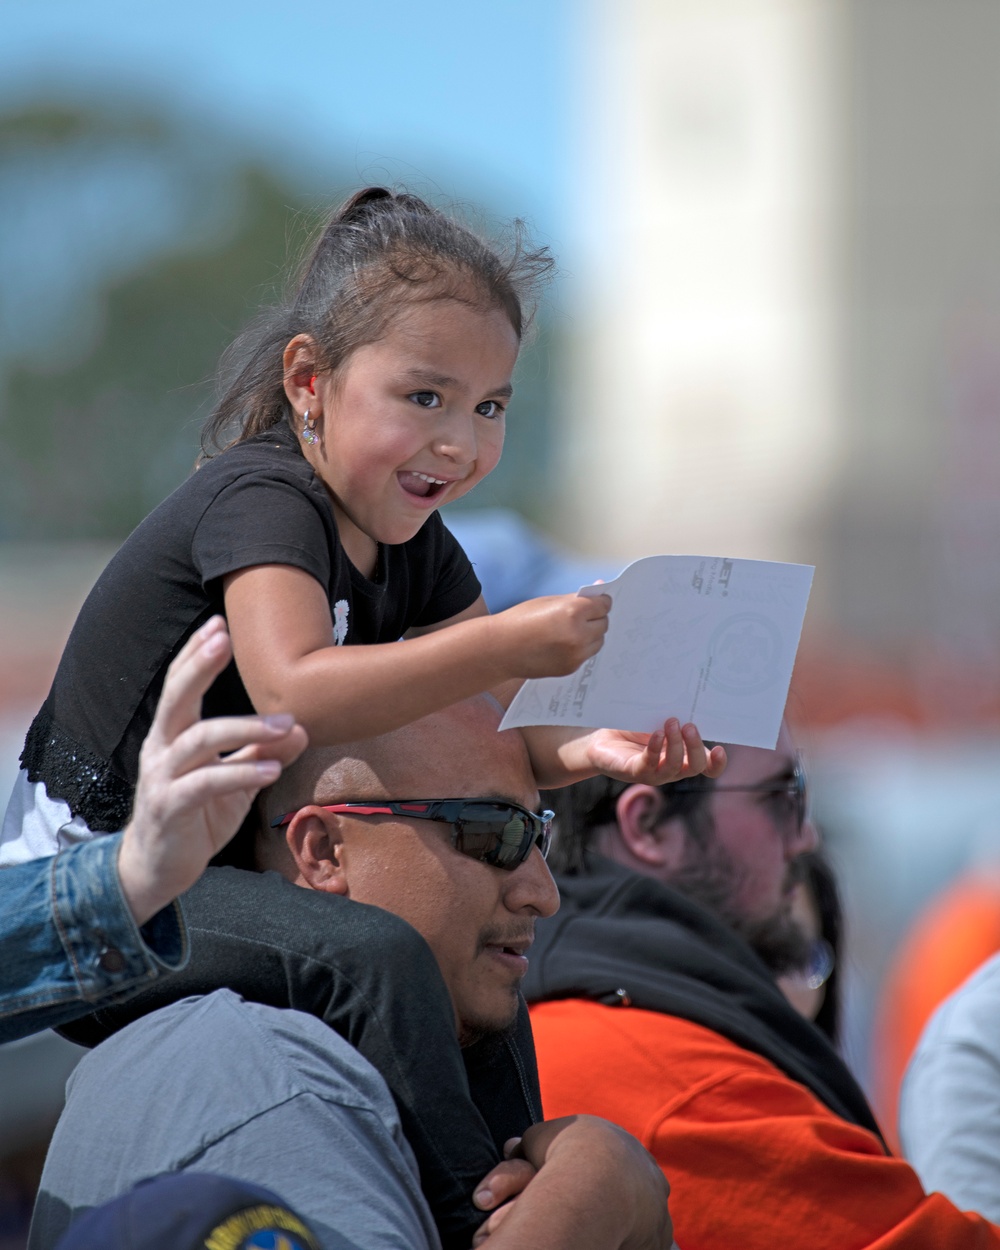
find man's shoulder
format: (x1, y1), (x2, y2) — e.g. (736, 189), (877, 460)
(70, 989), (397, 1125)
(34, 996), (438, 1250)
(531, 998), (854, 1156)
(918, 950), (1000, 1051)
(531, 999), (785, 1098)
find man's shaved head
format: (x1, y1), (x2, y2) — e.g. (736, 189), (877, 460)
(255, 692), (557, 1041)
(258, 693), (538, 870)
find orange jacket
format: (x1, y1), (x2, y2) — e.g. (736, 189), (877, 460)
(530, 998), (1000, 1250)
(873, 872), (1000, 1149)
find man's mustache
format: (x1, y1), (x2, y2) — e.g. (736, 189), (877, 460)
(478, 923), (536, 954)
(784, 855), (807, 895)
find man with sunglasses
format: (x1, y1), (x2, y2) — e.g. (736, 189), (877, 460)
(526, 726), (1000, 1250)
(32, 694), (673, 1250)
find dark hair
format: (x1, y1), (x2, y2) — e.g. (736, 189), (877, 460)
(796, 847), (844, 1045)
(544, 770), (719, 875)
(202, 187), (554, 453)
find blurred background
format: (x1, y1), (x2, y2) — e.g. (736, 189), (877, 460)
(3, 0), (1000, 1240)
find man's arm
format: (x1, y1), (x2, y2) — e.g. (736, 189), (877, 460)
(646, 1065), (1000, 1249)
(0, 617), (305, 1044)
(899, 955), (1000, 1223)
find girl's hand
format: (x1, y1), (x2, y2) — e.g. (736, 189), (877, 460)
(584, 719), (727, 785)
(491, 593), (612, 680)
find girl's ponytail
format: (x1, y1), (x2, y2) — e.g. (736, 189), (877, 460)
(336, 186), (394, 220)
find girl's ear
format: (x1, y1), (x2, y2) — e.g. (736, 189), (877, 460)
(284, 808), (349, 895)
(614, 786), (685, 872)
(282, 334), (320, 413)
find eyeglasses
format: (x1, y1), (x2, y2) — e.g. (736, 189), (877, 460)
(669, 756), (808, 833)
(270, 798), (554, 871)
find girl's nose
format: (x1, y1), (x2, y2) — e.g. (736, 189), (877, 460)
(433, 413), (477, 464)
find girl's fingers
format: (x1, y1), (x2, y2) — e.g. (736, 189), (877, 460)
(643, 729), (664, 767)
(148, 617), (232, 746)
(706, 743), (728, 777)
(680, 723), (708, 776)
(660, 718), (685, 774)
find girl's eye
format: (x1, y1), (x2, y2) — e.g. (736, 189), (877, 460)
(475, 400), (505, 419)
(409, 391), (442, 409)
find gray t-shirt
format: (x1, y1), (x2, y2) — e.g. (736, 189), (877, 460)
(30, 989), (440, 1250)
(900, 951), (1000, 1220)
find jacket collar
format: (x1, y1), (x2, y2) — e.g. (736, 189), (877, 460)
(524, 855), (884, 1143)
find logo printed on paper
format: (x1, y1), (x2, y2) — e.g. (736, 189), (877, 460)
(705, 613), (782, 695)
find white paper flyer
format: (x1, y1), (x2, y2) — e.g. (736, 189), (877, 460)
(498, 555), (814, 749)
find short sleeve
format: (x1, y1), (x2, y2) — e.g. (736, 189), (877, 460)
(191, 471), (333, 590)
(410, 514), (482, 627)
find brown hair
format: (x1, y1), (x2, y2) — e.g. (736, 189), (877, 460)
(202, 187), (554, 453)
(543, 767), (719, 875)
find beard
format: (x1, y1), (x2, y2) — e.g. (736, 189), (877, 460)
(457, 990), (520, 1050)
(671, 844), (812, 976)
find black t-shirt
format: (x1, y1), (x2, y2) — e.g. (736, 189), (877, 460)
(22, 422), (481, 830)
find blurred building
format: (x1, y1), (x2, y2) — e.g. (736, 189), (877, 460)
(564, 0), (1000, 729)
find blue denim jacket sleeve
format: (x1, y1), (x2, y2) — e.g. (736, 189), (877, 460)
(0, 833), (188, 1043)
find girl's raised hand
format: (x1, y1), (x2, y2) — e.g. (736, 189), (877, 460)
(491, 593), (612, 680)
(583, 719), (727, 786)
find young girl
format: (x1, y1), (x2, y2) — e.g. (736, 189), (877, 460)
(3, 188), (722, 1245)
(5, 187), (722, 859)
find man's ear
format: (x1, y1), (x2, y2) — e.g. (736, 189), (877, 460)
(284, 808), (349, 895)
(614, 785), (685, 871)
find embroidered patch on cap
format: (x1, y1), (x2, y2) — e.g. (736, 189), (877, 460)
(203, 1203), (320, 1250)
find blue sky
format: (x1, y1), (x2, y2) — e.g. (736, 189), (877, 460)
(0, 0), (574, 242)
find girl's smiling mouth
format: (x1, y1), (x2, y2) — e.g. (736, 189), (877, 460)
(397, 470), (452, 500)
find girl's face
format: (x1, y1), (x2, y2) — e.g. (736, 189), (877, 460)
(303, 297), (519, 574)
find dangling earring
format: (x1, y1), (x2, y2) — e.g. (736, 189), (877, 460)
(302, 409), (318, 446)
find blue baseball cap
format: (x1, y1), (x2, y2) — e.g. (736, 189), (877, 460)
(55, 1172), (321, 1250)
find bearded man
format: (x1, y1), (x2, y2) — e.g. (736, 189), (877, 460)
(526, 726), (1000, 1250)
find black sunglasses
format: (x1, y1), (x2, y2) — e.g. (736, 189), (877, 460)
(271, 798), (554, 871)
(669, 755), (808, 832)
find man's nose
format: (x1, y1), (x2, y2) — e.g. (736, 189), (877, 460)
(787, 816), (820, 858)
(506, 846), (561, 918)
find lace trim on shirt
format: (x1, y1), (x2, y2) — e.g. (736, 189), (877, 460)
(21, 711), (133, 833)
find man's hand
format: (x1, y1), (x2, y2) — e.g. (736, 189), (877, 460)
(116, 616), (307, 925)
(584, 718), (727, 785)
(489, 593), (612, 680)
(471, 1137), (538, 1243)
(471, 1115), (673, 1250)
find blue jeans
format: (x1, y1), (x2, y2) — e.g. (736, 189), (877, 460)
(59, 866), (541, 1250)
(0, 833), (185, 1043)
